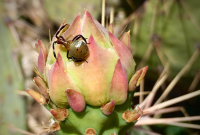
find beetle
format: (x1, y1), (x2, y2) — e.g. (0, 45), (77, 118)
(52, 24), (89, 62)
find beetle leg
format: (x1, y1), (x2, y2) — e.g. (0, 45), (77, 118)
(53, 41), (58, 59)
(55, 24), (68, 39)
(67, 50), (73, 60)
(72, 35), (89, 44)
(72, 57), (76, 62)
(59, 36), (65, 41)
(84, 59), (88, 63)
(72, 35), (82, 41)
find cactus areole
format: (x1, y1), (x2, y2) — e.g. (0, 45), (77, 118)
(27, 11), (148, 135)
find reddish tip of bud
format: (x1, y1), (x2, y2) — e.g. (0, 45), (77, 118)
(35, 42), (39, 53)
(34, 77), (49, 99)
(50, 109), (68, 121)
(136, 66), (148, 86)
(26, 89), (48, 105)
(107, 23), (114, 34)
(65, 89), (85, 112)
(37, 39), (47, 74)
(120, 30), (132, 52)
(128, 66), (148, 91)
(128, 70), (143, 92)
(109, 59), (128, 105)
(122, 105), (143, 123)
(85, 128), (96, 135)
(100, 100), (116, 115)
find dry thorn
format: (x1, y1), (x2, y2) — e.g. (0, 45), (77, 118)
(153, 37), (167, 67)
(134, 91), (150, 97)
(101, 0), (106, 27)
(132, 13), (141, 37)
(143, 106), (189, 118)
(6, 124), (35, 135)
(161, 0), (175, 16)
(110, 6), (114, 24)
(136, 0), (161, 70)
(137, 43), (154, 70)
(32, 63), (47, 87)
(139, 80), (144, 104)
(135, 116), (200, 127)
(116, 12), (136, 28)
(15, 90), (29, 96)
(133, 126), (161, 135)
(126, 0), (135, 10)
(150, 0), (160, 36)
(167, 122), (200, 129)
(49, 28), (52, 43)
(179, 0), (200, 31)
(154, 49), (200, 105)
(141, 73), (169, 109)
(188, 72), (200, 92)
(144, 89), (200, 112)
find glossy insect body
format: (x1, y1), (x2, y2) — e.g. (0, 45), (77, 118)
(69, 40), (89, 61)
(53, 24), (89, 62)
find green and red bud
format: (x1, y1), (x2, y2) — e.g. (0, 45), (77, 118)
(100, 100), (116, 115)
(27, 11), (148, 134)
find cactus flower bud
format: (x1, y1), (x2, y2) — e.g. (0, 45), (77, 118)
(27, 11), (148, 134)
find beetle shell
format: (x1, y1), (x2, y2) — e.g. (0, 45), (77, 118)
(69, 40), (89, 59)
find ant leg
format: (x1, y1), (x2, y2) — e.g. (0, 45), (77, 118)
(53, 41), (57, 59)
(55, 24), (68, 39)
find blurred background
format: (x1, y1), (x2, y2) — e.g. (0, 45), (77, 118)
(0, 0), (200, 134)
